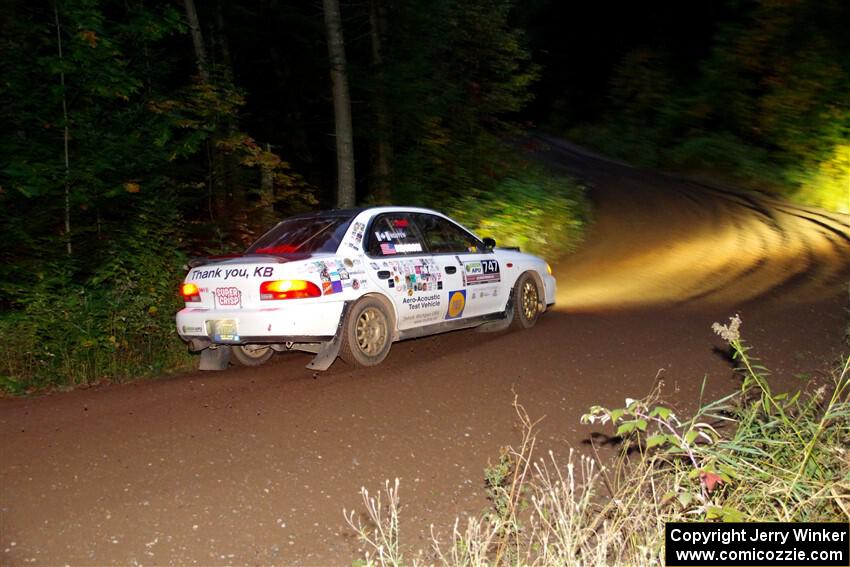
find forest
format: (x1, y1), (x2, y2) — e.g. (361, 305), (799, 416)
(1, 0), (848, 391)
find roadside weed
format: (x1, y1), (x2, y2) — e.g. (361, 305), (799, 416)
(347, 317), (850, 565)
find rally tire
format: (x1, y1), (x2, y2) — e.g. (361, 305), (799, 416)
(510, 272), (541, 330)
(339, 297), (393, 367)
(231, 344), (275, 366)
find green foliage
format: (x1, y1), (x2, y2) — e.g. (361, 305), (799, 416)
(448, 164), (588, 259)
(0, 1), (194, 392)
(384, 0), (536, 139)
(356, 0), (587, 262)
(483, 449), (515, 522)
(563, 0), (850, 213)
(587, 316), (850, 524)
(0, 0), (319, 392)
(380, 0), (538, 204)
(2, 1), (182, 201)
(663, 134), (784, 187)
(0, 196), (193, 391)
(794, 142), (850, 213)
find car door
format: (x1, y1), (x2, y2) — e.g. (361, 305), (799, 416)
(413, 213), (504, 319)
(364, 212), (462, 330)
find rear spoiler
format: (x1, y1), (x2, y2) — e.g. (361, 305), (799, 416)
(187, 253), (242, 269)
(186, 254), (293, 269)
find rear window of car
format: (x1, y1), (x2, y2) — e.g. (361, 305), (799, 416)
(246, 215), (353, 255)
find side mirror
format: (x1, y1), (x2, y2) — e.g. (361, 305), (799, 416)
(482, 237), (496, 250)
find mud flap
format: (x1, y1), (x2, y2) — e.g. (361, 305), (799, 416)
(199, 345), (230, 370)
(476, 296), (513, 333)
(476, 314), (512, 333)
(305, 301), (351, 371)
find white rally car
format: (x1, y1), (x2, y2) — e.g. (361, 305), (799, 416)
(176, 207), (556, 371)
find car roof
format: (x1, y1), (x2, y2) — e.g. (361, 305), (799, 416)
(285, 207), (365, 220)
(286, 206), (447, 220)
(359, 206), (446, 215)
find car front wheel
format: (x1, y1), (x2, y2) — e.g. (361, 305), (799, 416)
(339, 297), (393, 367)
(510, 272), (541, 330)
(231, 344), (274, 366)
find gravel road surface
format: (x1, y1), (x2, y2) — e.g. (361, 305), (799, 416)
(2, 138), (848, 566)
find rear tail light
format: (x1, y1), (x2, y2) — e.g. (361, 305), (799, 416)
(181, 282), (201, 302)
(260, 279), (321, 300)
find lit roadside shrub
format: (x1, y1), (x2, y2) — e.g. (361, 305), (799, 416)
(449, 165), (589, 260)
(389, 130), (590, 261)
(793, 144), (850, 214)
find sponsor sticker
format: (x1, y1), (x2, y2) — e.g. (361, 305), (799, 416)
(215, 287), (241, 306)
(399, 243), (420, 253)
(322, 280), (344, 295)
(351, 221), (366, 246)
(314, 260), (346, 295)
(374, 229), (408, 242)
(464, 259), (500, 285)
(380, 242), (423, 255)
(402, 293), (440, 308)
(445, 290), (466, 319)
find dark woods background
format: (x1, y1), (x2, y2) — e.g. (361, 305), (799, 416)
(0, 0), (847, 390)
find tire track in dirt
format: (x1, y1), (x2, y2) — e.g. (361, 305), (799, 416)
(535, 135), (850, 310)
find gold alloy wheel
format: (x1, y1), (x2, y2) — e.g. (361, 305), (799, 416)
(355, 306), (388, 356)
(521, 279), (539, 321)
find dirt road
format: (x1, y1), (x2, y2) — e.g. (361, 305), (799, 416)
(2, 140), (849, 566)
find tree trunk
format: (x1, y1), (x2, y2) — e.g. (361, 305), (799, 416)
(54, 4), (72, 255)
(212, 0), (248, 241)
(183, 0), (231, 231)
(258, 143), (277, 229)
(369, 0), (393, 203)
(322, 0), (356, 208)
(183, 0), (209, 82)
(214, 0), (234, 85)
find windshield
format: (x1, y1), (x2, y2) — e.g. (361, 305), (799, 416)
(246, 215), (354, 255)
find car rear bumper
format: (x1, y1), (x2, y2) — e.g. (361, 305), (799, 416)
(176, 301), (346, 344)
